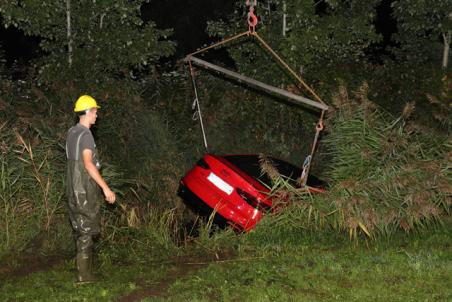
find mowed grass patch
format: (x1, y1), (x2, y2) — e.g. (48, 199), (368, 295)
(160, 225), (451, 302)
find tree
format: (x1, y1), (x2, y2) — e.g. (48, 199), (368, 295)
(0, 0), (175, 87)
(282, 1), (381, 74)
(391, 0), (451, 70)
(207, 0), (381, 86)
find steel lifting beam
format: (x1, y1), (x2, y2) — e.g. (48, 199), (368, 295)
(186, 56), (329, 111)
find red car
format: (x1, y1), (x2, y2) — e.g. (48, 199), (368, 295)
(178, 154), (326, 231)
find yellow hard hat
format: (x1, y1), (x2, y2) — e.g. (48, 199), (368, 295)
(74, 95), (100, 112)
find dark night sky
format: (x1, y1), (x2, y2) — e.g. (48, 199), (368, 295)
(0, 20), (41, 67)
(375, 0), (397, 47)
(143, 0), (234, 57)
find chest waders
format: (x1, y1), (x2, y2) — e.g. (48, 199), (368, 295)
(66, 130), (101, 283)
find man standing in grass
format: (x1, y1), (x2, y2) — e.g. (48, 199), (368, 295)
(66, 95), (116, 283)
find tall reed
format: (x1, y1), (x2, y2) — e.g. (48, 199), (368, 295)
(256, 83), (451, 241)
(0, 123), (66, 256)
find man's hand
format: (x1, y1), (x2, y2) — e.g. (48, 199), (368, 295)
(103, 187), (116, 204)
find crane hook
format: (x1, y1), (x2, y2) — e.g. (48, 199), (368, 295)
(248, 9), (258, 32)
(246, 0), (258, 32)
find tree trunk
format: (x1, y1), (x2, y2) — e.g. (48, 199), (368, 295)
(442, 31), (450, 70)
(66, 0), (73, 66)
(100, 13), (106, 29)
(282, 2), (287, 37)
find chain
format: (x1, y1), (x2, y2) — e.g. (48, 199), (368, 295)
(188, 60), (209, 151)
(299, 111), (325, 187)
(246, 0), (257, 8)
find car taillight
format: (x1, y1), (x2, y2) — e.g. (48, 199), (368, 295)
(236, 188), (271, 212)
(196, 158), (210, 169)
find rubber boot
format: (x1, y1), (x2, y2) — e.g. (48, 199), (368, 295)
(76, 251), (97, 284)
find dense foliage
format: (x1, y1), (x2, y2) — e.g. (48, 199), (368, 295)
(391, 0), (451, 69)
(0, 0), (175, 90)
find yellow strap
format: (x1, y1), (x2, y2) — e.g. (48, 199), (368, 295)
(187, 31), (252, 58)
(251, 32), (326, 106)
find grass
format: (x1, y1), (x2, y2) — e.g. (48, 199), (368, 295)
(1, 222), (451, 301)
(166, 253), (449, 301)
(161, 225), (452, 302)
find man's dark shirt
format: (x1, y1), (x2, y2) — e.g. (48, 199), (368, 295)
(66, 124), (100, 169)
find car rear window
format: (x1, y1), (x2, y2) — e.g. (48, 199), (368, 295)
(222, 155), (301, 187)
(223, 155), (326, 188)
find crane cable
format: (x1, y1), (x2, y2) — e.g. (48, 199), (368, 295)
(188, 60), (209, 151)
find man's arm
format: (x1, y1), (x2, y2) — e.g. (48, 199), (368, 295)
(82, 149), (116, 204)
